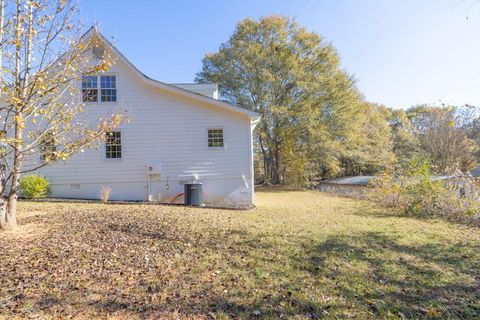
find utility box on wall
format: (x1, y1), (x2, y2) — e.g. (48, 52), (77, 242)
(146, 161), (162, 174)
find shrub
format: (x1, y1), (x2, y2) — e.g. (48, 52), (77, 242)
(100, 185), (112, 203)
(20, 175), (50, 199)
(371, 158), (480, 225)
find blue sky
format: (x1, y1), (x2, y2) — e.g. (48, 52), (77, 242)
(79, 0), (480, 109)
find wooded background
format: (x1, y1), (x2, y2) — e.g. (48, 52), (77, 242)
(196, 16), (480, 185)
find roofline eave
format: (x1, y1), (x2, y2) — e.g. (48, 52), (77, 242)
(85, 29), (261, 120)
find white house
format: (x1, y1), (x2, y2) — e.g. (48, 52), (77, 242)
(35, 28), (261, 207)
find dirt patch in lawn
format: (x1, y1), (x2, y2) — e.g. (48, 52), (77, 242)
(1, 222), (48, 242)
(20, 210), (49, 218)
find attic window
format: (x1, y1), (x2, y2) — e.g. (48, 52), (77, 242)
(92, 45), (105, 58)
(82, 76), (98, 102)
(101, 75), (117, 102)
(82, 75), (117, 103)
(207, 129), (224, 148)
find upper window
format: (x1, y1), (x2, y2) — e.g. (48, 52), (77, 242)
(101, 75), (117, 102)
(82, 75), (117, 103)
(208, 129), (224, 148)
(105, 131), (122, 159)
(82, 76), (98, 102)
(40, 133), (56, 162)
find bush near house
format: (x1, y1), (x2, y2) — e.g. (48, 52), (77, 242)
(371, 158), (480, 225)
(99, 185), (113, 203)
(20, 175), (50, 199)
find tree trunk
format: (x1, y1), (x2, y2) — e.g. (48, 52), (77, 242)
(271, 141), (282, 184)
(258, 136), (270, 183)
(4, 0), (24, 230)
(0, 172), (15, 230)
(5, 196), (16, 229)
(5, 134), (21, 230)
(0, 185), (6, 229)
(6, 117), (23, 230)
(0, 0), (5, 230)
(0, 0), (4, 91)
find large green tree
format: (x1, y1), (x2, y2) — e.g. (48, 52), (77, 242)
(196, 16), (393, 184)
(338, 102), (395, 176)
(382, 107), (421, 167)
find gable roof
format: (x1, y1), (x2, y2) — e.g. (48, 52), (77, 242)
(83, 27), (260, 120)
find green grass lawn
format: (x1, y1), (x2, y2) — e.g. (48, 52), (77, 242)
(1, 190), (479, 319)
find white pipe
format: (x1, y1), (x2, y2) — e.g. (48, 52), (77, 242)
(147, 174), (152, 201)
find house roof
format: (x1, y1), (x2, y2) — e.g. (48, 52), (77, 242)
(468, 166), (480, 178)
(170, 83), (219, 99)
(322, 176), (375, 186)
(83, 27), (261, 120)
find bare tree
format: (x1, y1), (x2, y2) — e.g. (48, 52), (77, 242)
(407, 105), (477, 174)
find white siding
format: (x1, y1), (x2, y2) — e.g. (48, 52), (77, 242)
(38, 57), (255, 207)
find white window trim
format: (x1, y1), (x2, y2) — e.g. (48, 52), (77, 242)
(102, 129), (123, 161)
(82, 73), (119, 105)
(206, 127), (226, 150)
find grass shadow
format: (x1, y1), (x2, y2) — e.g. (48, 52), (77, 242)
(299, 231), (480, 318)
(350, 203), (480, 229)
(254, 186), (305, 193)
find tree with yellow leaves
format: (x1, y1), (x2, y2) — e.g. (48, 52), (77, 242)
(0, 0), (123, 230)
(197, 16), (395, 185)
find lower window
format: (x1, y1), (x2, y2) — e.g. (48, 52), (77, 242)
(40, 133), (56, 162)
(105, 131), (122, 159)
(208, 128), (224, 148)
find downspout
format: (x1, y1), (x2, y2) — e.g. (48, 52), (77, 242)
(249, 116), (261, 206)
(147, 174), (152, 201)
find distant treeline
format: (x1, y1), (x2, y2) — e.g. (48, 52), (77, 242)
(196, 16), (479, 186)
